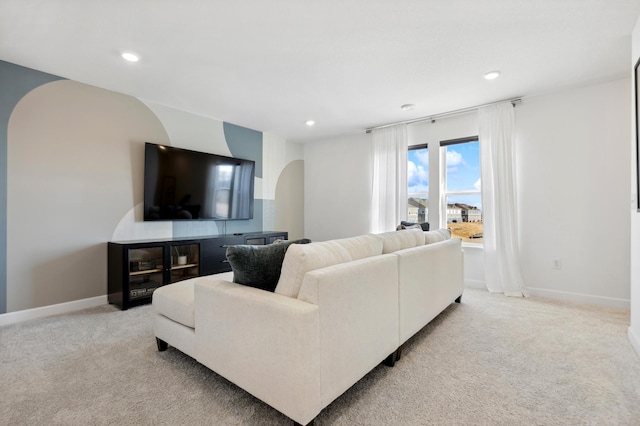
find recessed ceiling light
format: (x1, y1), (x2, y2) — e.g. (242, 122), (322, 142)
(121, 52), (140, 62)
(483, 70), (501, 80)
(401, 104), (415, 111)
(305, 120), (316, 126)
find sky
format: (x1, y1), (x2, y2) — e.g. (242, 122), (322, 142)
(408, 140), (482, 209)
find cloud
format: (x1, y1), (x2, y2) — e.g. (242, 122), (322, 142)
(446, 150), (463, 172)
(474, 178), (481, 190)
(415, 149), (429, 166)
(408, 160), (428, 187)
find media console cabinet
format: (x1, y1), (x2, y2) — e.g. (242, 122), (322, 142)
(108, 231), (288, 310)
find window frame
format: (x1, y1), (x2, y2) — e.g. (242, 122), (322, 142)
(407, 143), (429, 225)
(440, 136), (482, 245)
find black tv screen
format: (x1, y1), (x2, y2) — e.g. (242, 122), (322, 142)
(143, 142), (255, 221)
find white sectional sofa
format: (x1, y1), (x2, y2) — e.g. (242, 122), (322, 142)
(153, 228), (463, 425)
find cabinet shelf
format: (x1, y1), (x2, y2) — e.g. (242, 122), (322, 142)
(130, 268), (163, 276)
(170, 263), (198, 270)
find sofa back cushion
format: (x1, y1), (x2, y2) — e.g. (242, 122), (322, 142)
(377, 228), (425, 254)
(274, 234), (383, 298)
(424, 228), (452, 244)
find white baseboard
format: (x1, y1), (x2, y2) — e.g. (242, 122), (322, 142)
(0, 295), (108, 327)
(464, 279), (486, 289)
(526, 287), (630, 310)
(629, 327), (640, 357)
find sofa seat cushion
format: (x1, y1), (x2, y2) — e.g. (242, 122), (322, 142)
(153, 280), (197, 328)
(377, 228), (425, 254)
(274, 234), (383, 298)
(153, 272), (234, 328)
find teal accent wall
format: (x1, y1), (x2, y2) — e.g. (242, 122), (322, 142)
(223, 122), (263, 178)
(0, 61), (64, 313)
(172, 199), (264, 237)
(171, 122), (265, 238)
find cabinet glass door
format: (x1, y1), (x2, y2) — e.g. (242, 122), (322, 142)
(268, 234), (287, 244)
(245, 236), (267, 245)
(170, 243), (200, 283)
(128, 247), (163, 300)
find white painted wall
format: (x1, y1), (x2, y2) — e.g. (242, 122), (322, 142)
(305, 78), (631, 309)
(304, 133), (373, 242)
(516, 78), (631, 308)
(629, 15), (640, 355)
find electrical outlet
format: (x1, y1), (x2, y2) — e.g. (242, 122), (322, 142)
(552, 258), (561, 269)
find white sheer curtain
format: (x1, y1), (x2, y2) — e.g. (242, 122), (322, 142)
(370, 124), (408, 233)
(478, 102), (527, 297)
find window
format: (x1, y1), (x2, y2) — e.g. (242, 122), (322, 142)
(407, 136), (482, 244)
(442, 137), (482, 243)
(407, 145), (429, 224)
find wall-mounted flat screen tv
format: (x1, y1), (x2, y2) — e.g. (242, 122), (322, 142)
(143, 142), (255, 221)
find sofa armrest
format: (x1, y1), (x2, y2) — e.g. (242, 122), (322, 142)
(194, 279), (321, 425)
(297, 254), (399, 407)
(395, 237), (463, 344)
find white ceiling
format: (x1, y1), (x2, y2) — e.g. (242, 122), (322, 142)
(1, 1), (639, 143)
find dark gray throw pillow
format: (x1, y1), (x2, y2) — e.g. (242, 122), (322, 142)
(226, 239), (311, 292)
(400, 221), (430, 231)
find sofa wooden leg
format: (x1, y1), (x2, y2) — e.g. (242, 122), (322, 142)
(384, 352), (396, 367)
(384, 347), (402, 367)
(156, 337), (168, 352)
(455, 294), (462, 303)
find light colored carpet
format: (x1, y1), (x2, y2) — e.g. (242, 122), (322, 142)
(1, 288), (639, 425)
